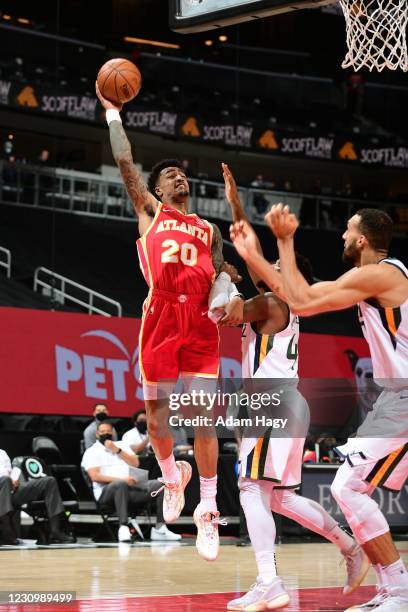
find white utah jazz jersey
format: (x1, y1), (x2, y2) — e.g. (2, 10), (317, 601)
(242, 311), (299, 379)
(358, 258), (408, 385)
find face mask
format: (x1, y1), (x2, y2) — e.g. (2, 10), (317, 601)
(99, 433), (113, 446)
(136, 421), (147, 434)
(96, 412), (107, 422)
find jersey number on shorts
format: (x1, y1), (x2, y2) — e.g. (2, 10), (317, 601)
(161, 239), (198, 267)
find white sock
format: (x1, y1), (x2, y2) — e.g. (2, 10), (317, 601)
(374, 563), (388, 590)
(199, 475), (218, 512)
(240, 479), (278, 584)
(271, 489), (355, 553)
(326, 525), (356, 554)
(255, 551), (278, 584)
(157, 454), (181, 484)
(382, 559), (408, 591)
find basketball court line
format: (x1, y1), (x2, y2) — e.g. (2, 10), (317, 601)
(0, 586), (377, 611)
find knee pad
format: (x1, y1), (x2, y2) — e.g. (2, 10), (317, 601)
(239, 478), (271, 513)
(331, 461), (389, 543)
(270, 488), (293, 514)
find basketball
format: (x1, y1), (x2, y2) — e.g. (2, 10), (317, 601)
(97, 58), (142, 105)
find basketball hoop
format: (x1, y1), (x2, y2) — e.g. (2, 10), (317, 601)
(339, 0), (408, 71)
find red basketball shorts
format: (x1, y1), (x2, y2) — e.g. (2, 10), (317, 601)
(139, 289), (220, 387)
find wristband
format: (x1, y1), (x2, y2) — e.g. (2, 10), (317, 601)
(106, 109), (122, 125)
(116, 447), (122, 455)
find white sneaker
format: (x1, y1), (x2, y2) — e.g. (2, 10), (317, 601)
(150, 525), (182, 541)
(193, 506), (227, 562)
(227, 577), (290, 611)
(152, 461), (192, 524)
(344, 587), (390, 611)
(343, 544), (371, 595)
(118, 525), (132, 542)
(369, 588), (408, 611)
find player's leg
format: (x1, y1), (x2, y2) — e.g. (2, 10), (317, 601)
(140, 296), (191, 522)
(187, 376), (222, 561)
(270, 488), (369, 594)
(331, 456), (408, 610)
(227, 477), (290, 611)
(181, 306), (221, 560)
(268, 432), (369, 594)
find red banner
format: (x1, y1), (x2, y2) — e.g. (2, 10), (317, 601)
(0, 307), (369, 417)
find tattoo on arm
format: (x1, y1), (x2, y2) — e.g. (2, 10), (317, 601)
(109, 121), (154, 216)
(211, 223), (224, 276)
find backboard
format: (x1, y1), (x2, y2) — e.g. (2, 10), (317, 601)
(169, 0), (335, 33)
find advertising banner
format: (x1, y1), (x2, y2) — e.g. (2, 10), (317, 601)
(1, 79), (406, 168)
(0, 307), (370, 418)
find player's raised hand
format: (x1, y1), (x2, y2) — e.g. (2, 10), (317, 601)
(222, 163), (240, 206)
(265, 203), (299, 240)
(230, 220), (258, 261)
(221, 261), (243, 284)
(95, 81), (123, 112)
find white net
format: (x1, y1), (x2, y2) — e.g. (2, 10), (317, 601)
(338, 0), (408, 71)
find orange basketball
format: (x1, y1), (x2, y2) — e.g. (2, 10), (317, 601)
(97, 58), (142, 105)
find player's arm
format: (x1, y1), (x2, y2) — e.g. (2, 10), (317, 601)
(243, 293), (288, 326)
(279, 254), (394, 316)
(222, 163), (264, 289)
(211, 222), (225, 276)
(265, 204), (394, 316)
(95, 83), (157, 235)
(230, 220), (287, 301)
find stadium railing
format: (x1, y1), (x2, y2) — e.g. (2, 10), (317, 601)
(1, 161), (407, 234)
(33, 267), (123, 317)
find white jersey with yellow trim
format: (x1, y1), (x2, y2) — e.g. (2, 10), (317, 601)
(241, 310), (299, 379)
(358, 258), (408, 386)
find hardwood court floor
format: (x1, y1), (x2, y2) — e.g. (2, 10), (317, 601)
(0, 541), (407, 611)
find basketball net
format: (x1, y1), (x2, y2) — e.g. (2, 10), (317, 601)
(339, 0), (408, 71)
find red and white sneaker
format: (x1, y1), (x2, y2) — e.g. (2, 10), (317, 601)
(193, 506), (227, 562)
(152, 461), (192, 524)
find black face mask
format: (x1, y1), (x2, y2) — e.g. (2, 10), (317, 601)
(96, 412), (108, 422)
(99, 433), (113, 446)
(136, 421), (147, 434)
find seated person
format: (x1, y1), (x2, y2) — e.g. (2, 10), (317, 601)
(168, 413), (193, 456)
(0, 448), (75, 545)
(83, 403), (118, 450)
(81, 422), (180, 542)
(122, 410), (151, 455)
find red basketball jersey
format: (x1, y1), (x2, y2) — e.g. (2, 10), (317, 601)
(136, 203), (215, 294)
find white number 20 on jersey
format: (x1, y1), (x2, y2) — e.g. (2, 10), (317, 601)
(161, 240), (198, 267)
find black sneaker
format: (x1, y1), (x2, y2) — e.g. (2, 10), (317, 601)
(48, 532), (76, 544)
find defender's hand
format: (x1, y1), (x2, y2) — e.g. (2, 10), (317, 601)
(95, 81), (123, 112)
(230, 220), (258, 261)
(219, 296), (244, 327)
(222, 163), (240, 206)
(221, 261), (243, 284)
(265, 203), (299, 240)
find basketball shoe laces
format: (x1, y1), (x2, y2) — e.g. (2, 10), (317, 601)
(202, 512), (228, 540)
(151, 478), (179, 500)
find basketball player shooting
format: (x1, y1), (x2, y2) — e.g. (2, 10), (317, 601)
(222, 166), (369, 610)
(230, 206), (408, 612)
(95, 82), (243, 561)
